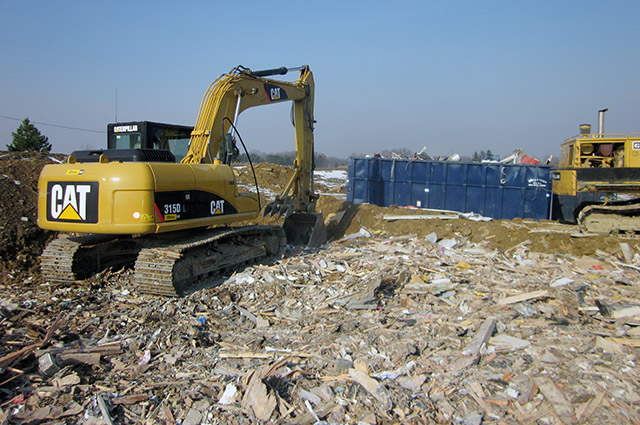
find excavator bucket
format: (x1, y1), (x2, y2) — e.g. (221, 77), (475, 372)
(282, 212), (327, 247)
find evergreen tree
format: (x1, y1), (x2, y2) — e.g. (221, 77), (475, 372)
(7, 118), (52, 152)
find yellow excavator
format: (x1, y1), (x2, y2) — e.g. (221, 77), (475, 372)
(552, 109), (640, 234)
(37, 65), (326, 296)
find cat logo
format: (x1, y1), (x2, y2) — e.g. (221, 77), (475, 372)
(210, 200), (225, 215)
(47, 182), (99, 223)
(264, 84), (288, 102)
(113, 125), (138, 133)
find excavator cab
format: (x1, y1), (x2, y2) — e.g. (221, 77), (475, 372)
(107, 121), (193, 162)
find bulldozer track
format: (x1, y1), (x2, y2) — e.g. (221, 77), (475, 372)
(578, 202), (640, 235)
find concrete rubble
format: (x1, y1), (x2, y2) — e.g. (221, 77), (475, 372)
(2, 228), (639, 424)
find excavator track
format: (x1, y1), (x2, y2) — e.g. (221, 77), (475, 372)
(578, 201), (640, 235)
(41, 234), (141, 282)
(134, 225), (286, 296)
(40, 226), (287, 296)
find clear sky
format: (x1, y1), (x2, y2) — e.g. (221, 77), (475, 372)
(1, 1), (639, 160)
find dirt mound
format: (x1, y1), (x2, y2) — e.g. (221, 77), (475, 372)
(236, 163), (346, 198)
(0, 151), (63, 278)
(250, 162), (293, 190)
(338, 203), (627, 257)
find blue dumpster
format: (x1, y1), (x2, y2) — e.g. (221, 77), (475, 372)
(346, 157), (552, 220)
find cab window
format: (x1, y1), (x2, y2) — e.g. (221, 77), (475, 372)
(114, 134), (142, 149)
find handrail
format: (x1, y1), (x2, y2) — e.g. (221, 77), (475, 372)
(562, 133), (634, 144)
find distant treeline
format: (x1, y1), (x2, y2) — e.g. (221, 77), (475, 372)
(235, 151), (348, 168)
(235, 148), (557, 167)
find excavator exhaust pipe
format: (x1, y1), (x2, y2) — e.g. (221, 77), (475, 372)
(282, 213), (326, 248)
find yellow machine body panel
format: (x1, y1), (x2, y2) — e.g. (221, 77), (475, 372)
(559, 133), (640, 169)
(551, 169), (577, 196)
(554, 133), (640, 197)
(37, 161), (258, 234)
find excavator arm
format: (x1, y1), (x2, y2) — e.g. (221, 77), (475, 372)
(182, 66), (319, 217)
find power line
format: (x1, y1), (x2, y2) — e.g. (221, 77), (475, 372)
(0, 114), (105, 134)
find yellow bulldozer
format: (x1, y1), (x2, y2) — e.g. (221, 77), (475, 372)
(552, 108), (640, 234)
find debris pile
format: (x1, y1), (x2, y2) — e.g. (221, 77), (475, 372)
(1, 151), (639, 424)
(2, 229), (639, 424)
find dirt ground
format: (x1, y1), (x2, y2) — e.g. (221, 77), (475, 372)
(1, 152), (639, 424)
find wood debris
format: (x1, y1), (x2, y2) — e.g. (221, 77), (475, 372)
(1, 197), (640, 423)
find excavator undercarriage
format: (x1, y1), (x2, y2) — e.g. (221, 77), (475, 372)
(41, 226), (287, 296)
